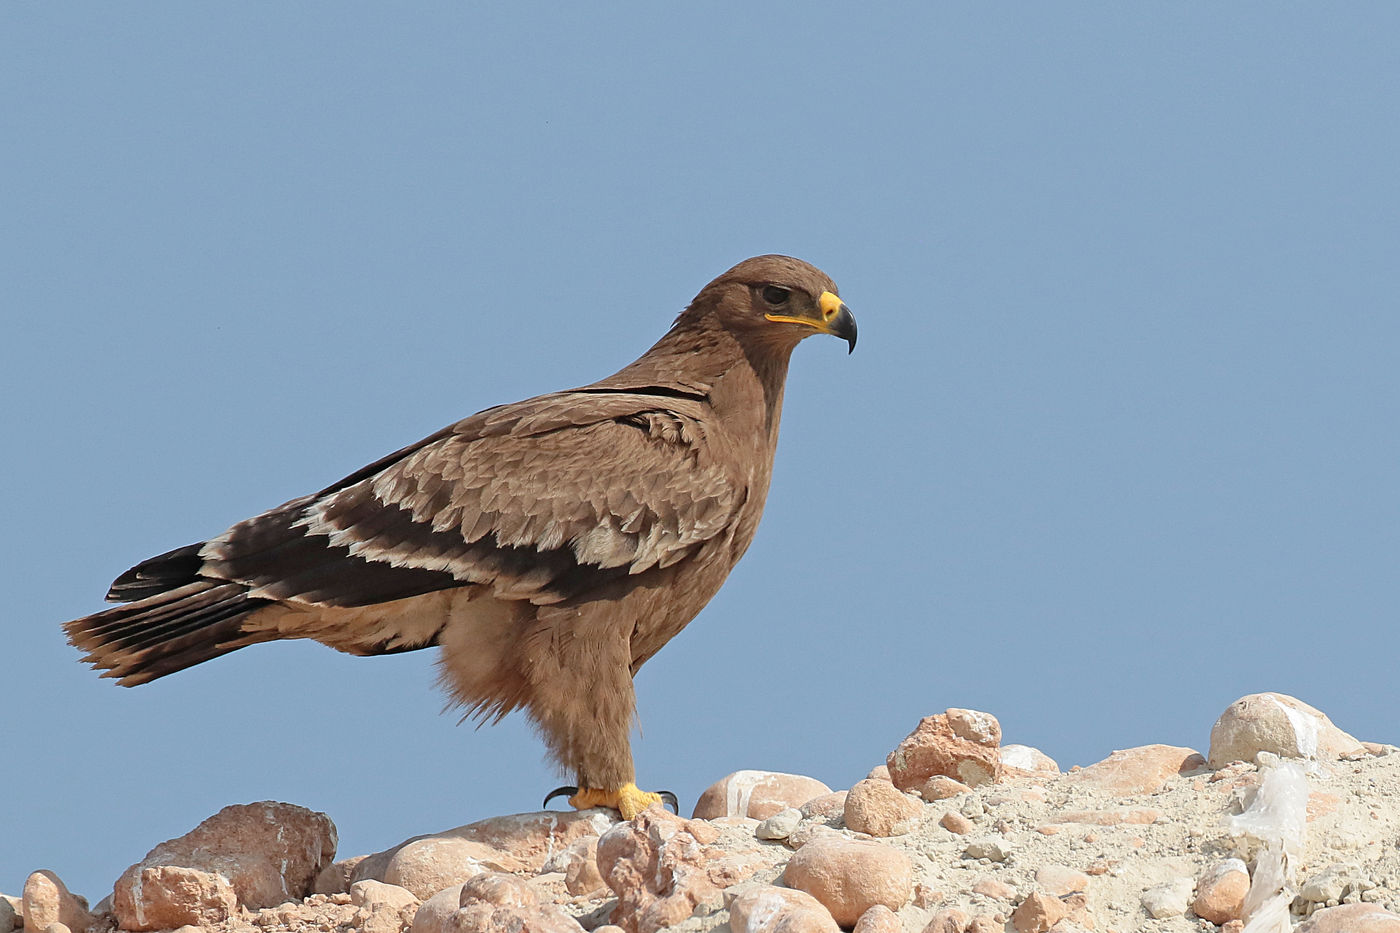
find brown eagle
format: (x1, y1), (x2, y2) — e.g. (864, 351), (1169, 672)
(64, 254), (857, 818)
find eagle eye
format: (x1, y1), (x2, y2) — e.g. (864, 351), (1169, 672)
(761, 285), (791, 306)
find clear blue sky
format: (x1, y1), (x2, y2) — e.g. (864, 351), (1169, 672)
(5, 2), (1398, 901)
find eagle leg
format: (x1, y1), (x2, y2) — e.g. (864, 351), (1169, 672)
(543, 784), (677, 819)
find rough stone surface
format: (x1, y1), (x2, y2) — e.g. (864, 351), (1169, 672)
(113, 802), (336, 931)
(1064, 745), (1206, 796)
(1010, 892), (1066, 933)
(920, 776), (972, 801)
(0, 894), (16, 933)
(887, 710), (1003, 792)
(1210, 693), (1368, 766)
(850, 903), (901, 933)
(842, 779), (922, 837)
(1296, 903), (1400, 932)
(598, 807), (763, 933)
(755, 808), (803, 841)
(21, 872), (91, 933)
(349, 881), (419, 914)
(1140, 878), (1193, 919)
(315, 856), (369, 896)
(381, 837), (527, 900)
(410, 886), (467, 933)
(962, 837), (1009, 862)
(727, 886), (838, 933)
(1191, 858), (1248, 924)
(692, 772), (832, 820)
(782, 836), (913, 926)
(560, 836), (606, 897)
(447, 872), (583, 933)
(1033, 864), (1088, 897)
(921, 908), (969, 932)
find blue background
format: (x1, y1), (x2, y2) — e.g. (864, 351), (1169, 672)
(5, 3), (1398, 900)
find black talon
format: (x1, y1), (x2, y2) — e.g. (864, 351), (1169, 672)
(659, 790), (679, 813)
(543, 785), (578, 809)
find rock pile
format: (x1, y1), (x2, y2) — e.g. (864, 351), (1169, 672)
(6, 692), (1399, 933)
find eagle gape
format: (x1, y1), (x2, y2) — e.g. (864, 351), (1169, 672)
(63, 255), (857, 819)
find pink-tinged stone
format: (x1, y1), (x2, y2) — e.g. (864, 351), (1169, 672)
(887, 711), (1002, 792)
(1063, 745), (1205, 796)
(692, 772), (832, 820)
(113, 802), (336, 931)
(939, 811), (974, 835)
(782, 836), (913, 927)
(727, 886), (839, 933)
(1296, 903), (1400, 932)
(21, 872), (92, 933)
(851, 904), (902, 933)
(920, 776), (972, 800)
(598, 808), (761, 933)
(1033, 865), (1088, 897)
(449, 872), (584, 933)
(1010, 892), (1066, 933)
(1192, 859), (1248, 925)
(357, 810), (615, 886)
(966, 916), (1003, 933)
(921, 908), (969, 933)
(1209, 693), (1367, 767)
(561, 836), (606, 897)
(971, 878), (1015, 900)
(866, 765), (892, 782)
(409, 885), (466, 933)
(843, 779), (922, 837)
(799, 793), (849, 822)
(1308, 791), (1341, 822)
(382, 838), (527, 900)
(315, 856), (369, 895)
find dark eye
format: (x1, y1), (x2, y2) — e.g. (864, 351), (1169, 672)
(762, 285), (790, 305)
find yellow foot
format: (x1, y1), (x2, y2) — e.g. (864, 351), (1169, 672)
(543, 782), (678, 819)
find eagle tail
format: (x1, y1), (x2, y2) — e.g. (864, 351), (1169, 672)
(65, 547), (273, 686)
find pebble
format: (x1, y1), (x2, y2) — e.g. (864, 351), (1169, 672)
(1139, 878), (1193, 919)
(940, 811), (974, 835)
(727, 885), (838, 933)
(850, 903), (901, 933)
(922, 908), (968, 933)
(887, 710), (1003, 792)
(21, 871), (91, 933)
(962, 837), (1009, 862)
(1295, 903), (1400, 932)
(920, 776), (972, 800)
(1064, 744), (1206, 796)
(971, 878), (1015, 900)
(782, 836), (913, 926)
(693, 771), (832, 820)
(1001, 744), (1060, 774)
(1192, 858), (1248, 924)
(755, 808), (803, 841)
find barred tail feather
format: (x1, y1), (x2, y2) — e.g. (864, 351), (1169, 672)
(64, 580), (273, 686)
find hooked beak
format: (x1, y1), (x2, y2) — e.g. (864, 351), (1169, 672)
(765, 290), (858, 353)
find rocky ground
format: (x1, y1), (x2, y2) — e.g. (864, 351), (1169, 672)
(6, 692), (1399, 933)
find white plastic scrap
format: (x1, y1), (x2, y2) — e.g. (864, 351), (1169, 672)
(1227, 760), (1310, 933)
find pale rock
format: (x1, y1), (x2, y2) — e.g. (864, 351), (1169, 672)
(962, 837), (1009, 862)
(843, 779), (922, 837)
(0, 895), (15, 933)
(315, 856), (369, 895)
(692, 772), (832, 820)
(448, 872), (584, 933)
(920, 776), (971, 800)
(865, 765), (892, 782)
(782, 836), (913, 927)
(1296, 903), (1400, 932)
(887, 711), (1002, 792)
(966, 917), (1002, 933)
(1208, 693), (1366, 767)
(1064, 745), (1205, 796)
(1221, 922), (1245, 933)
(383, 838), (527, 900)
(1192, 858), (1248, 925)
(921, 908), (969, 933)
(1139, 878), (1193, 919)
(1048, 807), (1160, 826)
(797, 793), (848, 821)
(559, 837), (605, 897)
(410, 885), (467, 933)
(1010, 892), (1066, 933)
(358, 810), (615, 884)
(1300, 862), (1372, 905)
(755, 809), (803, 841)
(350, 881), (420, 913)
(851, 903), (901, 933)
(113, 801), (335, 931)
(1001, 745), (1059, 775)
(44, 924), (70, 933)
(598, 807), (759, 933)
(1033, 864), (1088, 897)
(939, 811), (973, 835)
(21, 872), (91, 933)
(727, 885), (838, 933)
(970, 878), (1014, 900)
